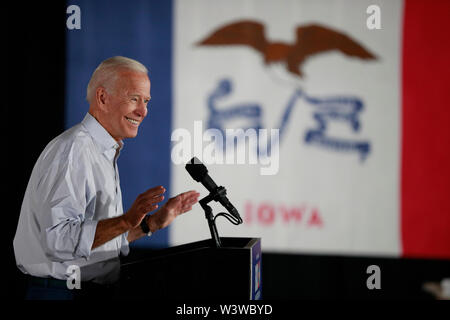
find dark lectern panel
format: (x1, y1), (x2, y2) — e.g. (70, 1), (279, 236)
(119, 238), (261, 299)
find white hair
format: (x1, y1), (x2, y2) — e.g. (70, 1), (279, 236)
(86, 56), (148, 103)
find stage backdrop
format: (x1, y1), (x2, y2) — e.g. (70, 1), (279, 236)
(66, 0), (450, 259)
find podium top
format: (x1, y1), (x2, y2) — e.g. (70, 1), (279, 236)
(122, 237), (260, 267)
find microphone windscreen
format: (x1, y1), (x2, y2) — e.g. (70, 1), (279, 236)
(185, 157), (208, 182)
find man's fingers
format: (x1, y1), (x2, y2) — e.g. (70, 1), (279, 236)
(181, 205), (192, 213)
(177, 190), (199, 200)
(141, 186), (166, 198)
(179, 192), (199, 206)
(143, 186), (166, 195)
(163, 196), (180, 208)
(162, 191), (199, 211)
(144, 195), (165, 205)
(186, 192), (200, 203)
(145, 204), (158, 213)
(185, 196), (199, 206)
(179, 192), (200, 205)
(139, 195), (164, 208)
(179, 193), (199, 213)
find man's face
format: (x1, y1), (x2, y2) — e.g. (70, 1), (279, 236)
(103, 70), (151, 141)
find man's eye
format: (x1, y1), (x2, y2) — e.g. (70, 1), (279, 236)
(131, 98), (138, 102)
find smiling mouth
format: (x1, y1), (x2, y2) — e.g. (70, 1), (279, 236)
(125, 116), (140, 126)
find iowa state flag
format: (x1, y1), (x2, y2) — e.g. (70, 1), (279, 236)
(66, 0), (450, 259)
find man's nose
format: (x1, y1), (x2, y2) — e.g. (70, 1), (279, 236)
(135, 101), (148, 118)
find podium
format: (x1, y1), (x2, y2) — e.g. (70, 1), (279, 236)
(119, 237), (262, 300)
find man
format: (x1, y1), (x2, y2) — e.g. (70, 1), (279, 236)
(13, 56), (200, 299)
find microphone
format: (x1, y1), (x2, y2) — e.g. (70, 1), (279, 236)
(185, 157), (241, 222)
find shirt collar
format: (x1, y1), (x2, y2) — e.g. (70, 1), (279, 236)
(81, 113), (124, 158)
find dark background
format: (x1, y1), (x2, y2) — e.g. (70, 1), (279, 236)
(5, 3), (450, 300)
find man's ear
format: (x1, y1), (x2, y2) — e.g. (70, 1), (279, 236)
(95, 87), (109, 111)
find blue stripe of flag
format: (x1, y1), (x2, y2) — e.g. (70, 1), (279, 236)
(66, 0), (173, 248)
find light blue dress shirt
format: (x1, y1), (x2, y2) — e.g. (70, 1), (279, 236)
(13, 113), (129, 284)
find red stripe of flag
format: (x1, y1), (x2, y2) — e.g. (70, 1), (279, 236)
(401, 0), (450, 258)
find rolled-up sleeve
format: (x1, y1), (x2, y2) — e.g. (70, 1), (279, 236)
(39, 155), (97, 262)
